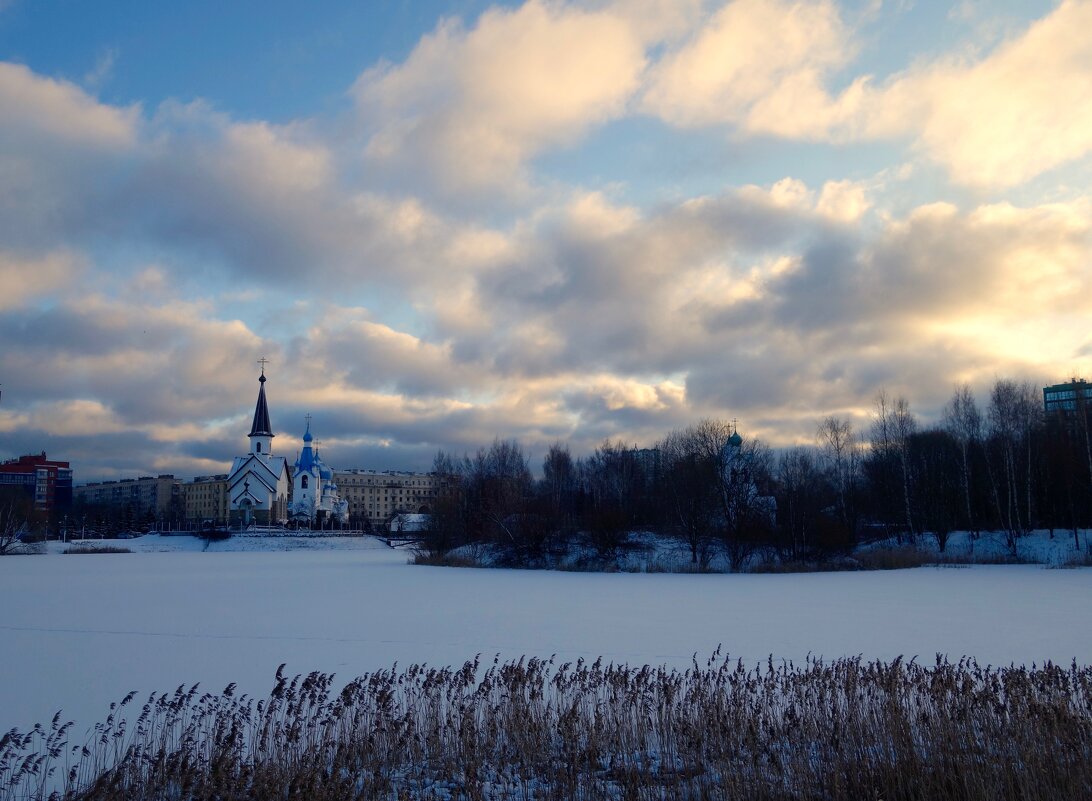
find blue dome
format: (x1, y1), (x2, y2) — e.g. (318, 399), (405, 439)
(728, 431), (743, 447)
(295, 446), (316, 473)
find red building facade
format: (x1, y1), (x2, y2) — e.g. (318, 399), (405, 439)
(0, 453), (73, 512)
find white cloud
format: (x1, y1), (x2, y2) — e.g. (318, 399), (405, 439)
(641, 0), (857, 135)
(352, 0), (651, 190)
(869, 0), (1092, 188)
(0, 61), (137, 149)
(642, 1), (1092, 189)
(0, 250), (83, 310)
(816, 179), (871, 222)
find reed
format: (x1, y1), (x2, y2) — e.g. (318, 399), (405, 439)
(3, 652), (1089, 800)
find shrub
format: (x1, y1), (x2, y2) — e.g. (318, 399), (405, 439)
(410, 550), (482, 568)
(62, 545), (132, 555)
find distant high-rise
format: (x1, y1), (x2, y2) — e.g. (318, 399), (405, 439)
(1043, 378), (1090, 416)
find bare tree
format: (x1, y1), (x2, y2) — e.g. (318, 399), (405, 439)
(422, 450), (467, 554)
(717, 434), (774, 571)
(1073, 382), (1092, 523)
(816, 416), (859, 535)
(987, 379), (1041, 554)
(0, 489), (31, 554)
(910, 429), (963, 552)
(869, 391), (916, 541)
(541, 442), (577, 534)
(776, 447), (824, 561)
(477, 438), (534, 549)
(891, 396), (917, 541)
(942, 384), (982, 538)
(581, 440), (643, 557)
(658, 427), (718, 567)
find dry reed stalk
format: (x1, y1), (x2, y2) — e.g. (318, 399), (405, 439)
(2, 651), (1089, 800)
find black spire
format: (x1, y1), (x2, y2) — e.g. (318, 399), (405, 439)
(248, 370), (275, 439)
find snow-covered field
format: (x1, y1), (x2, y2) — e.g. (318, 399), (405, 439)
(1, 534), (1089, 737)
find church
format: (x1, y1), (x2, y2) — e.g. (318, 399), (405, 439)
(289, 418), (349, 526)
(228, 365), (290, 526)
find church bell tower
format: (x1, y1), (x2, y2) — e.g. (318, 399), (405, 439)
(248, 359), (275, 458)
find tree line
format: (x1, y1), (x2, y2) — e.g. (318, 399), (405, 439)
(422, 379), (1092, 568)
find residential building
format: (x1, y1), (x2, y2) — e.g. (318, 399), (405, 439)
(334, 469), (442, 529)
(1043, 379), (1090, 416)
(0, 453), (73, 513)
(74, 474), (182, 519)
(183, 474), (230, 527)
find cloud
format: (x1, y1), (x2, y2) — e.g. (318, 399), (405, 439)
(287, 307), (484, 399)
(5, 190), (1090, 477)
(0, 72), (505, 288)
(0, 62), (139, 248)
(0, 62), (137, 149)
(352, 0), (657, 191)
(816, 179), (872, 222)
(0, 292), (268, 425)
(3, 5), (1092, 480)
(642, 1), (1092, 189)
(83, 47), (118, 90)
(641, 0), (861, 136)
(0, 249), (83, 311)
(867, 0), (1092, 188)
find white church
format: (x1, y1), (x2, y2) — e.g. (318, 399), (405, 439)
(228, 366), (290, 526)
(289, 418), (348, 526)
(227, 363), (348, 528)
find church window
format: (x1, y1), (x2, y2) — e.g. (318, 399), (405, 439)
(302, 476), (309, 489)
(256, 442), (262, 453)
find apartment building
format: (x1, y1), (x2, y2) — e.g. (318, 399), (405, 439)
(333, 469), (442, 528)
(74, 474), (183, 519)
(0, 452), (73, 512)
(183, 474), (230, 527)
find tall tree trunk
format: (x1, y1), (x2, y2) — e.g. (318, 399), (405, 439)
(900, 449), (915, 540)
(959, 441), (975, 538)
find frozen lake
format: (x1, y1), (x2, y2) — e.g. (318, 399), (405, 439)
(1, 536), (1089, 734)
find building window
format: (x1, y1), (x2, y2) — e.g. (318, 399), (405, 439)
(256, 442), (262, 453)
(301, 476), (309, 489)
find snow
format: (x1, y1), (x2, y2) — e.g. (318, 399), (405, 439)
(0, 533), (1089, 738)
(860, 528), (1092, 566)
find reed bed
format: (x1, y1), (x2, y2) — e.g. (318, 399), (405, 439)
(2, 651), (1089, 800)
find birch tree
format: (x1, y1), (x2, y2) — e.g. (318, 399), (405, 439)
(942, 384), (982, 537)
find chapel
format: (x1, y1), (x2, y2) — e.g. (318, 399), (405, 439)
(289, 418), (349, 526)
(227, 365), (290, 526)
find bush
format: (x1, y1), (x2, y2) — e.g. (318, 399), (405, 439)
(1051, 549), (1092, 569)
(854, 545), (936, 570)
(410, 549), (483, 568)
(62, 545), (132, 555)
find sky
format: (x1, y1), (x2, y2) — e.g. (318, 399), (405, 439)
(1, 0), (1091, 482)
